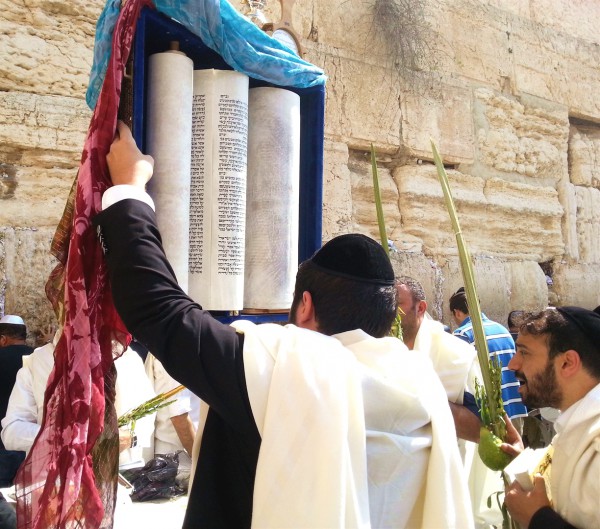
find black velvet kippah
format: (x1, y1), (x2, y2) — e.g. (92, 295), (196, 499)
(557, 306), (600, 347)
(309, 234), (395, 286)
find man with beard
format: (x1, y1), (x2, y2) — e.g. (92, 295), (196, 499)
(502, 307), (600, 529)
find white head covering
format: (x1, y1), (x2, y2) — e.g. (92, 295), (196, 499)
(0, 315), (25, 325)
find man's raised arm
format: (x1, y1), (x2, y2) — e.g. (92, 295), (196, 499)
(94, 123), (252, 432)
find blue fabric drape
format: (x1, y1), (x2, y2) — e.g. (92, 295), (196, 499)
(86, 0), (326, 109)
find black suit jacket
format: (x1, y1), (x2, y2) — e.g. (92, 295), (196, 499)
(95, 199), (260, 529)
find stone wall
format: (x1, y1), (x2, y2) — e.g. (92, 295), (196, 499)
(314, 0), (600, 324)
(0, 0), (97, 341)
(1, 0), (600, 338)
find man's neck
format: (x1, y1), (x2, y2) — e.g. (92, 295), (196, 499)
(403, 333), (416, 350)
(402, 318), (424, 351)
(560, 375), (600, 411)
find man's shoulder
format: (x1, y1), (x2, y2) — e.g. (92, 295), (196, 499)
(0, 344), (33, 355)
(437, 326), (476, 352)
(483, 317), (510, 333)
(452, 321), (474, 342)
(234, 321), (346, 358)
(0, 346), (33, 374)
(482, 319), (515, 347)
(421, 318), (471, 347)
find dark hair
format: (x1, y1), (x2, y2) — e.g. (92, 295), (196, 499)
(395, 276), (426, 304)
(449, 287), (469, 314)
(594, 305), (600, 316)
(507, 310), (527, 330)
(520, 309), (600, 378)
(291, 260), (397, 338)
(0, 323), (27, 341)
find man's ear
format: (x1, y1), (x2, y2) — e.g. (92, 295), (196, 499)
(557, 349), (582, 379)
(294, 291), (318, 331)
(417, 300), (428, 317)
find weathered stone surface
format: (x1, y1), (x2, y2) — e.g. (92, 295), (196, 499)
(1, 227), (58, 341)
(0, 91), (90, 161)
(509, 16), (600, 119)
(552, 263), (600, 309)
(437, 255), (512, 329)
(391, 253), (545, 327)
(558, 179), (579, 261)
(401, 83), (474, 164)
(472, 89), (569, 181)
(0, 0), (100, 98)
(508, 261), (548, 311)
(569, 124), (600, 188)
(349, 149), (401, 242)
(491, 0), (600, 44)
(430, 1), (600, 120)
(393, 164), (564, 261)
(2, 0), (600, 331)
(391, 251), (444, 320)
(427, 1), (516, 95)
(575, 186), (600, 264)
(319, 49), (402, 150)
(0, 91), (87, 227)
(322, 140), (353, 240)
(300, 0), (374, 54)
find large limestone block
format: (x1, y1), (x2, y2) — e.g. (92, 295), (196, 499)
(427, 1), (514, 93)
(314, 46), (401, 149)
(509, 15), (600, 119)
(349, 149), (401, 242)
(575, 186), (600, 264)
(569, 124), (600, 188)
(0, 91), (89, 164)
(1, 227), (58, 337)
(473, 89), (569, 181)
(430, 1), (600, 119)
(394, 166), (484, 255)
(439, 255), (512, 329)
(401, 83), (474, 163)
(0, 0), (100, 97)
(322, 140), (353, 240)
(0, 91), (86, 227)
(393, 165), (563, 261)
(1, 164), (74, 227)
(507, 261), (548, 311)
(552, 263), (600, 309)
(558, 179), (579, 261)
(296, 0), (373, 54)
(297, 0), (436, 77)
(489, 0), (600, 45)
(391, 251), (444, 321)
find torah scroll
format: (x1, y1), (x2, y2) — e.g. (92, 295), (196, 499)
(244, 88), (301, 310)
(145, 49), (194, 293)
(188, 69), (249, 311)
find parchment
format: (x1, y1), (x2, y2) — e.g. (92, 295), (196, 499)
(244, 87), (301, 310)
(146, 49), (194, 293)
(188, 69), (249, 310)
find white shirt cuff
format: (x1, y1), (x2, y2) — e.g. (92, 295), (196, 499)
(102, 185), (155, 211)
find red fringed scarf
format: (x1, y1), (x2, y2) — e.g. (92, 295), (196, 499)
(15, 1), (151, 527)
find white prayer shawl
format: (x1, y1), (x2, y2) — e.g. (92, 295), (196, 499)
(235, 322), (473, 529)
(413, 317), (478, 404)
(552, 382), (600, 529)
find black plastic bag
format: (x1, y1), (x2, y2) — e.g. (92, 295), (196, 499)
(121, 452), (185, 502)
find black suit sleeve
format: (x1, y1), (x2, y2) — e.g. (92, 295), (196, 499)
(94, 199), (256, 437)
(529, 507), (577, 529)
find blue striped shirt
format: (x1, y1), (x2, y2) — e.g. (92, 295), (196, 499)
(453, 314), (527, 419)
